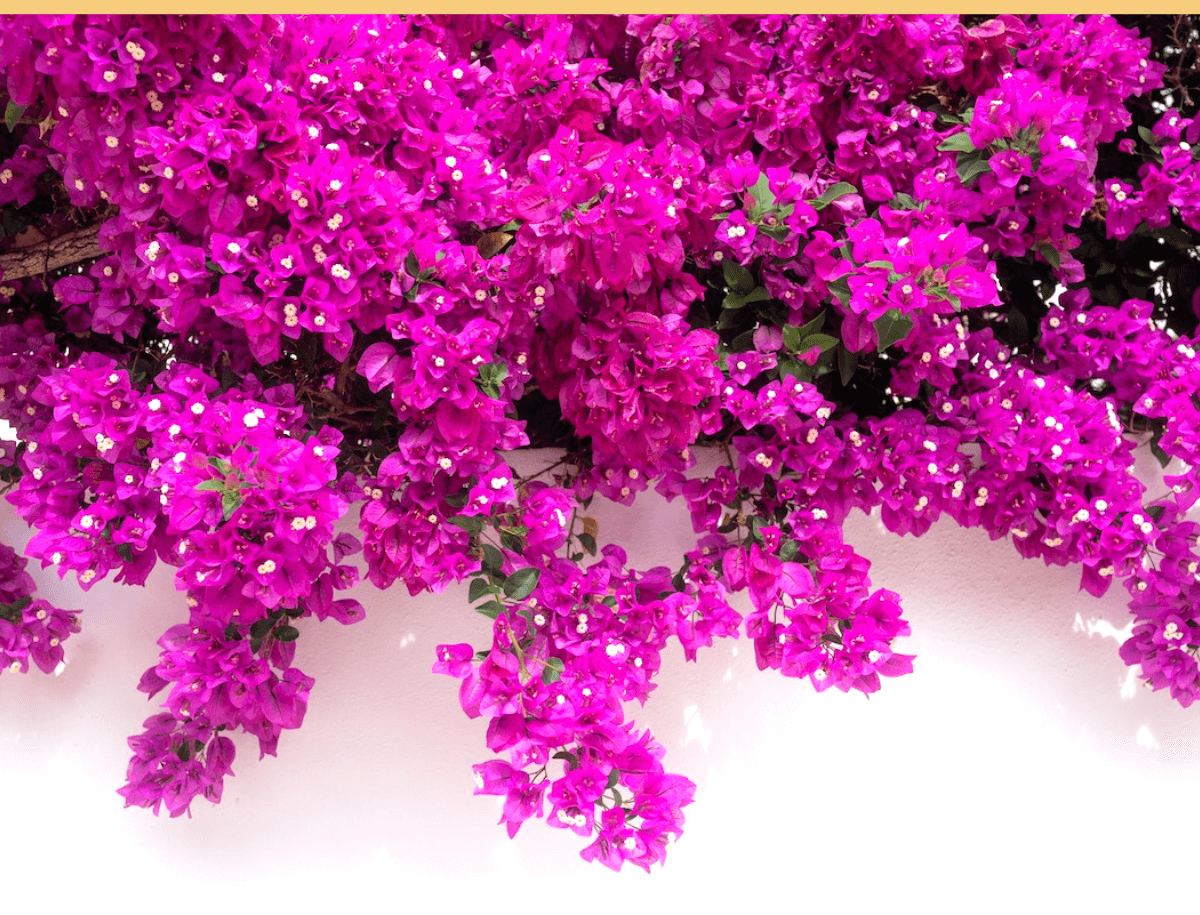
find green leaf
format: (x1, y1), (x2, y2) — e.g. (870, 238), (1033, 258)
(1146, 504), (1166, 523)
(779, 539), (799, 562)
(781, 324), (803, 352)
(729, 328), (757, 352)
(1150, 423), (1171, 468)
(838, 345), (858, 386)
(796, 310), (826, 338)
(195, 480), (226, 492)
(746, 516), (767, 544)
(221, 490), (242, 521)
(250, 618), (275, 639)
(4, 101), (26, 132)
(800, 332), (838, 354)
(476, 600), (506, 619)
(606, 768), (621, 790)
(499, 531), (525, 553)
(722, 293), (747, 310)
(889, 193), (919, 210)
(826, 276), (851, 307)
(778, 357), (815, 383)
(481, 543), (504, 574)
(577, 533), (597, 556)
(541, 656), (565, 685)
(759, 223), (790, 242)
(447, 515), (485, 534)
(722, 260), (755, 296)
(502, 567), (540, 601)
(746, 172), (776, 211)
(274, 625), (300, 642)
(552, 751), (578, 769)
(1150, 441), (1171, 469)
(874, 309), (915, 351)
(956, 155), (992, 187)
(716, 308), (744, 330)
(937, 132), (976, 153)
(0, 595), (32, 619)
(207, 456), (231, 474)
(811, 182), (856, 210)
(468, 577), (492, 603)
(404, 250), (420, 276)
(1038, 244), (1061, 271)
(1138, 125), (1158, 147)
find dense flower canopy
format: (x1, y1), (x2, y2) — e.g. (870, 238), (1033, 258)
(1, 13), (1199, 870)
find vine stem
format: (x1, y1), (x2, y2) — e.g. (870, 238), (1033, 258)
(516, 453), (573, 487)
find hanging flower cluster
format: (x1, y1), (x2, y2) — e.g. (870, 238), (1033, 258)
(0, 13), (1198, 871)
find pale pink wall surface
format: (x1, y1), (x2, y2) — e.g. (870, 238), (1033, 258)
(1, 448), (1197, 912)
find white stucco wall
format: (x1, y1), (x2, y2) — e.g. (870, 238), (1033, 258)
(1, 448), (1196, 912)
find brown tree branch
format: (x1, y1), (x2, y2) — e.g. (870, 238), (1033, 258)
(0, 224), (103, 283)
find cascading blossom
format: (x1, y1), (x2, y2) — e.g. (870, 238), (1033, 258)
(0, 12), (1198, 871)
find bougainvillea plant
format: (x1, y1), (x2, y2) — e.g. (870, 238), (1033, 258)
(1, 12), (1199, 870)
